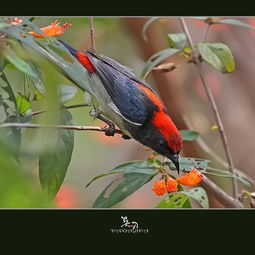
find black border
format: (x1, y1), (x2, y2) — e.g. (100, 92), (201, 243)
(1, 0), (254, 16)
(1, 209), (254, 242)
(1, 10), (254, 244)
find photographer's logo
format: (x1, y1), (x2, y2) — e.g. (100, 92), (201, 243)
(110, 216), (149, 234)
(121, 216), (138, 229)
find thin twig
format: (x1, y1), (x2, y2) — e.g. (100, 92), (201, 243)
(0, 122), (123, 134)
(0, 123), (242, 208)
(89, 17), (96, 50)
(198, 137), (255, 185)
(179, 17), (238, 199)
(197, 63), (238, 198)
(32, 110), (46, 116)
(183, 114), (255, 186)
(65, 103), (90, 110)
(32, 103), (90, 116)
(179, 18), (198, 61)
(202, 23), (210, 42)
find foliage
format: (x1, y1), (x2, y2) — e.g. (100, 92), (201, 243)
(0, 17), (253, 208)
(0, 138), (53, 207)
(39, 109), (74, 198)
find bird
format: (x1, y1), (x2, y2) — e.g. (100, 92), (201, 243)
(58, 40), (183, 173)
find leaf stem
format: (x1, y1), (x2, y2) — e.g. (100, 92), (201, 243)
(179, 17), (238, 199)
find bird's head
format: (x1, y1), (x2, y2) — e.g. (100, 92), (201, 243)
(152, 111), (182, 173)
(137, 110), (183, 174)
(153, 134), (182, 174)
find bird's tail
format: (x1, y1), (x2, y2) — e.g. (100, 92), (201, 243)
(58, 39), (79, 57)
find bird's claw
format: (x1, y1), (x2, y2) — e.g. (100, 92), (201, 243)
(122, 134), (131, 140)
(104, 123), (116, 136)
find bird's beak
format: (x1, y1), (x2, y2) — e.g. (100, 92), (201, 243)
(171, 154), (180, 174)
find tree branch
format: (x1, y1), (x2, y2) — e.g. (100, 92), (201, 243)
(0, 122), (123, 134)
(201, 175), (243, 208)
(89, 17), (96, 50)
(183, 114), (255, 186)
(179, 18), (198, 61)
(179, 17), (238, 199)
(64, 103), (90, 110)
(202, 23), (210, 42)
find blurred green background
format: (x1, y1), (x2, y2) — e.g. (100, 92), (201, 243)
(1, 17), (159, 208)
(1, 17), (255, 208)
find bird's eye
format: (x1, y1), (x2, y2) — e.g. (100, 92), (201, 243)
(158, 140), (165, 147)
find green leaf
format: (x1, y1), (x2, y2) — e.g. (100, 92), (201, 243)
(59, 85), (77, 104)
(179, 187), (209, 208)
(142, 17), (161, 41)
(213, 18), (255, 30)
(166, 157), (209, 172)
(39, 109), (74, 198)
(198, 42), (235, 73)
(190, 17), (217, 24)
(93, 172), (155, 208)
(109, 160), (159, 174)
(191, 17), (209, 21)
(0, 139), (53, 208)
(34, 89), (44, 101)
(180, 130), (199, 141)
(204, 167), (251, 187)
(85, 172), (121, 189)
(167, 33), (187, 49)
(27, 63), (45, 96)
(2, 47), (38, 79)
(86, 160), (159, 188)
(0, 22), (11, 29)
(16, 93), (31, 114)
(0, 18), (94, 95)
(0, 67), (21, 158)
(141, 48), (180, 78)
(156, 193), (191, 208)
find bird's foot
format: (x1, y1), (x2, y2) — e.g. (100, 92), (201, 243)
(122, 134), (131, 140)
(104, 122), (116, 137)
(96, 114), (116, 137)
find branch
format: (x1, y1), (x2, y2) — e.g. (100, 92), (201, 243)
(179, 18), (198, 61)
(183, 114), (255, 186)
(0, 123), (123, 134)
(64, 103), (90, 110)
(201, 175), (243, 208)
(179, 17), (238, 199)
(196, 63), (238, 198)
(89, 17), (96, 50)
(201, 23), (210, 42)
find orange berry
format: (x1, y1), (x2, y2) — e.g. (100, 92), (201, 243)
(152, 180), (167, 196)
(167, 177), (178, 192)
(176, 168), (203, 186)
